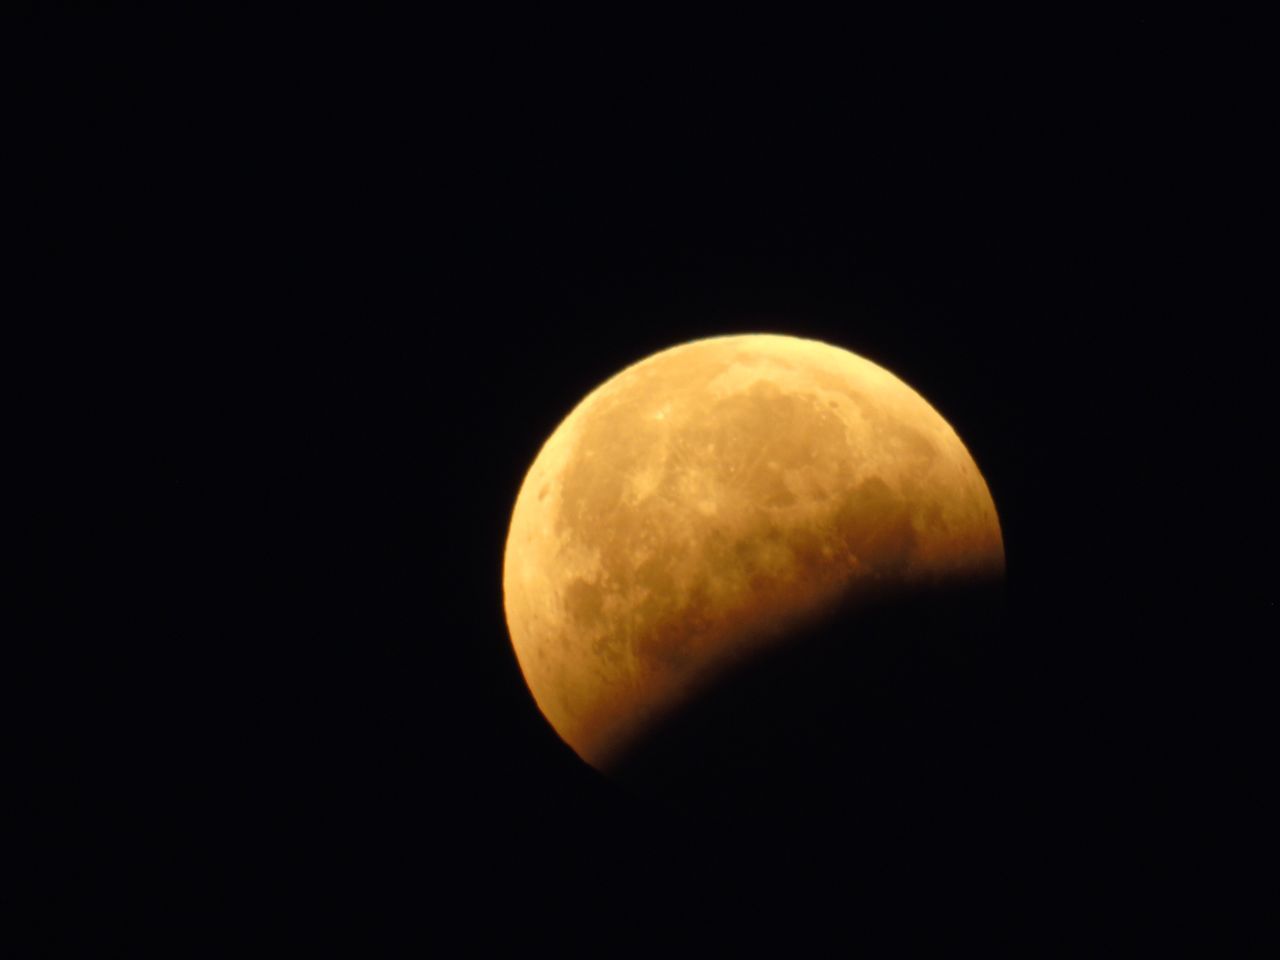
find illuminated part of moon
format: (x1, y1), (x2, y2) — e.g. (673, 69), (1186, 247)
(503, 334), (1004, 772)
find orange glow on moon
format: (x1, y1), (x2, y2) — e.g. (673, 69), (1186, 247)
(503, 334), (1004, 771)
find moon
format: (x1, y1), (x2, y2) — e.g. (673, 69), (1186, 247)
(503, 334), (1004, 773)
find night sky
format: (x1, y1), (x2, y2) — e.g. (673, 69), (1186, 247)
(20, 12), (1267, 952)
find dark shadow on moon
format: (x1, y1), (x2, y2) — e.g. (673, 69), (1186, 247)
(605, 576), (1015, 866)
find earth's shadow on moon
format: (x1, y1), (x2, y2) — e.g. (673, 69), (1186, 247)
(604, 577), (1012, 851)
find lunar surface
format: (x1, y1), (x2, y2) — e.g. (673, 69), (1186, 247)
(503, 334), (1004, 772)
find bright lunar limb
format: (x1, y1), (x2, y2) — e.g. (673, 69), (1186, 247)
(503, 334), (1004, 772)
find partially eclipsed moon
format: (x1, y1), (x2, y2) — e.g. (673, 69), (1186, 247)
(503, 334), (1004, 772)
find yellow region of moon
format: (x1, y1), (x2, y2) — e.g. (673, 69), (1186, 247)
(503, 334), (1004, 772)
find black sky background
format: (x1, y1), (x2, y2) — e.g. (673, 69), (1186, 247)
(17, 11), (1270, 952)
